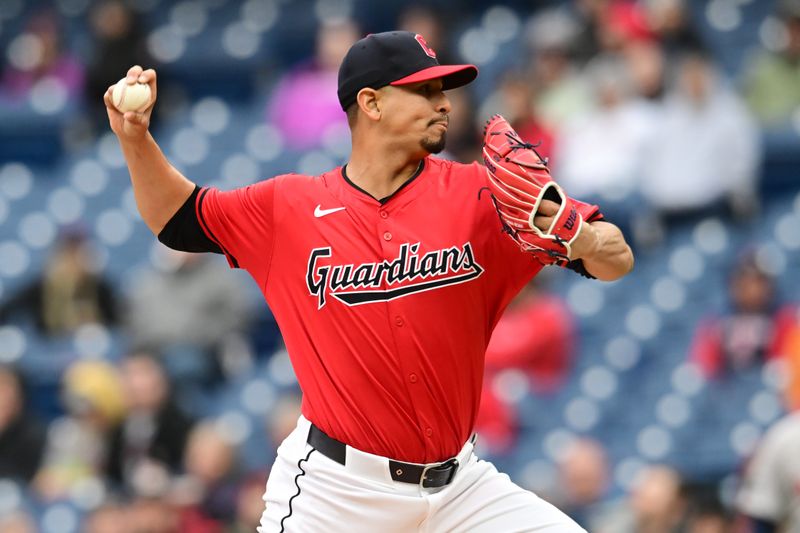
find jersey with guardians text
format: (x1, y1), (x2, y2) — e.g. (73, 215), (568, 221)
(198, 156), (550, 463)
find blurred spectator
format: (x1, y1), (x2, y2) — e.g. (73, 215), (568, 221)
(569, 0), (609, 63)
(484, 279), (575, 391)
(595, 1), (655, 54)
(622, 40), (666, 101)
(596, 465), (691, 532)
(552, 438), (617, 531)
(0, 366), (45, 483)
(642, 0), (705, 57)
(741, 0), (800, 130)
(639, 52), (760, 221)
(228, 472), (270, 533)
(106, 353), (194, 497)
(0, 229), (119, 337)
(126, 249), (252, 384)
(625, 465), (687, 532)
(34, 360), (124, 501)
(0, 8), (84, 104)
(689, 250), (797, 378)
(266, 19), (359, 150)
(84, 0), (153, 132)
(526, 8), (593, 129)
(737, 410), (800, 531)
(171, 422), (240, 526)
(553, 55), (656, 223)
(487, 71), (556, 163)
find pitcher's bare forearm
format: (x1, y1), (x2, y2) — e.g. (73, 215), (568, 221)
(105, 66), (195, 235)
(119, 132), (195, 235)
(577, 221), (634, 281)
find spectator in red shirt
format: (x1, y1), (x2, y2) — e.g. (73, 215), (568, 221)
(485, 278), (575, 391)
(690, 250), (796, 378)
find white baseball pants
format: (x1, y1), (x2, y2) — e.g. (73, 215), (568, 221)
(258, 416), (585, 533)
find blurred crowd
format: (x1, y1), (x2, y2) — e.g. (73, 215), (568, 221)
(1, 0), (800, 531)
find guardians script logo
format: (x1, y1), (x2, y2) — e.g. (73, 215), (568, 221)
(306, 242), (484, 308)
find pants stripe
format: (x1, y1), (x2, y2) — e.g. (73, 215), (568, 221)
(279, 448), (315, 532)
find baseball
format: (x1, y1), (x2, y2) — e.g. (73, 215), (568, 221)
(112, 78), (152, 113)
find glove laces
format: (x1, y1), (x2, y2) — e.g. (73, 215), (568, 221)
(491, 130), (549, 166)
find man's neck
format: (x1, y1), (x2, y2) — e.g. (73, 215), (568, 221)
(345, 151), (425, 201)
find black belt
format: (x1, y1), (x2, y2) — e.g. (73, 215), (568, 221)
(307, 423), (461, 488)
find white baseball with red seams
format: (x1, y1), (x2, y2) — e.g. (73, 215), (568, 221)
(112, 78), (151, 113)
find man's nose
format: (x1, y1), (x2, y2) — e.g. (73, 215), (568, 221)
(437, 94), (451, 115)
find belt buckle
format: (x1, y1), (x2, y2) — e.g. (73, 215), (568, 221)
(420, 457), (459, 488)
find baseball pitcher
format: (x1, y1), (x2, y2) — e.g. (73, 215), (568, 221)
(106, 31), (634, 532)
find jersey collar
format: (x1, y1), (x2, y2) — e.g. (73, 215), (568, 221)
(340, 159), (426, 205)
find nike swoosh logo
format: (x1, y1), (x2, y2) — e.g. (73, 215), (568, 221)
(314, 205), (346, 218)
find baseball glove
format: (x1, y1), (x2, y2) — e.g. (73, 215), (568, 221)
(482, 114), (601, 267)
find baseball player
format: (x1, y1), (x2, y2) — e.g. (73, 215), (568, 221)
(106, 31), (633, 532)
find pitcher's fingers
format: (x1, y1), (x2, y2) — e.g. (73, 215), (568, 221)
(533, 215), (554, 231)
(126, 65), (143, 83)
(537, 199), (560, 216)
(104, 89), (117, 110)
(123, 111), (149, 125)
(138, 69), (157, 84)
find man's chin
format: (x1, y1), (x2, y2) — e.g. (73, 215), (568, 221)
(421, 134), (447, 154)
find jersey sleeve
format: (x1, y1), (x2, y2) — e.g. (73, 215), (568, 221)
(196, 178), (277, 281)
(158, 186), (223, 254)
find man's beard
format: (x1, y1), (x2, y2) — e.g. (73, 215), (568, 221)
(421, 132), (447, 154)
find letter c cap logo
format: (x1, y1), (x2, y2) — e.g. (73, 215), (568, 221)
(415, 34), (437, 59)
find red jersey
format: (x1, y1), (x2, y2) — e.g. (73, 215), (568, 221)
(197, 156), (545, 463)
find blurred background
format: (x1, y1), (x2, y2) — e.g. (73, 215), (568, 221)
(0, 0), (799, 531)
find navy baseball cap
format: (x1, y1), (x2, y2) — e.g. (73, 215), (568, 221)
(337, 31), (478, 111)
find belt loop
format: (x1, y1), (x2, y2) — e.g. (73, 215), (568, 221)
(307, 424), (347, 465)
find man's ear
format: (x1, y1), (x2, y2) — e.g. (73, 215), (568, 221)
(356, 88), (381, 121)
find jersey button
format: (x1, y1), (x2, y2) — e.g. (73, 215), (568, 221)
(379, 210), (388, 219)
(383, 231), (392, 241)
(394, 316), (404, 327)
(409, 373), (417, 383)
(425, 427), (433, 437)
